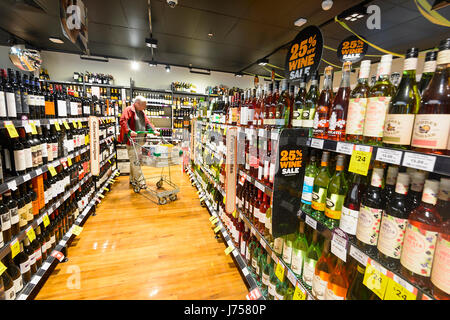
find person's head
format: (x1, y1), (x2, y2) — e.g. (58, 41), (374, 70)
(133, 96), (147, 111)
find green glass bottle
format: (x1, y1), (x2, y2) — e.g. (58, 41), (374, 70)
(301, 150), (319, 214)
(383, 48), (420, 149)
(302, 230), (322, 290)
(363, 54), (396, 146)
(251, 243), (261, 276)
(311, 151), (331, 221)
(418, 50), (437, 96)
(274, 278), (287, 300)
(261, 254), (273, 292)
(325, 155), (349, 229)
(285, 285), (295, 300)
(256, 250), (265, 282)
(292, 75), (307, 128)
(282, 232), (295, 266)
(302, 71), (320, 137)
(346, 262), (375, 300)
(268, 264), (278, 300)
(291, 221), (309, 277)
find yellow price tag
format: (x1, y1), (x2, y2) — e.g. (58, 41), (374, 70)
(72, 121), (78, 129)
(54, 121), (61, 131)
(224, 246), (234, 255)
(223, 196), (226, 204)
(363, 259), (389, 299)
(211, 217), (219, 225)
(108, 159), (111, 164)
(224, 127), (227, 135)
(5, 123), (18, 138)
(232, 209), (237, 218)
(214, 225), (222, 233)
(62, 121), (70, 130)
(67, 157), (72, 167)
(85, 135), (90, 145)
(26, 227), (36, 242)
(293, 283), (307, 300)
(209, 215), (216, 222)
(348, 145), (373, 176)
(10, 240), (20, 258)
(78, 120), (82, 128)
(384, 276), (417, 300)
(275, 261), (285, 282)
(42, 214), (50, 227)
(0, 261), (7, 276)
(103, 187), (109, 192)
(72, 225), (83, 236)
(199, 196), (206, 202)
(48, 165), (57, 177)
(29, 122), (38, 135)
(99, 194), (105, 199)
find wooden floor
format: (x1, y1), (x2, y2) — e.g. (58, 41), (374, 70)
(36, 165), (248, 300)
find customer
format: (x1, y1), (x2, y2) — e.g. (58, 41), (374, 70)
(119, 95), (160, 188)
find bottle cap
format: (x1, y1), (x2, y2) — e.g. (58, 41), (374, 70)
(406, 48), (419, 58)
(425, 50), (438, 61)
(422, 179), (440, 205)
(360, 60), (371, 69)
(439, 38), (450, 51)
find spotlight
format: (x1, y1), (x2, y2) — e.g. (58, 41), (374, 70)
(321, 0), (333, 11)
(294, 17), (307, 27)
(338, 5), (366, 21)
(165, 65), (171, 72)
(257, 58), (269, 66)
(145, 37), (158, 48)
(49, 37), (64, 44)
(131, 61), (139, 70)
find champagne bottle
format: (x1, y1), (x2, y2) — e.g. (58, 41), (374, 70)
(383, 48), (420, 148)
(311, 151), (331, 221)
(324, 154), (348, 229)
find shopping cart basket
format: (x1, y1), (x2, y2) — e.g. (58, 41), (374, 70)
(129, 130), (183, 205)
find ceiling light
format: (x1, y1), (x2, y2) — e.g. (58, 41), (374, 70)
(165, 65), (171, 72)
(345, 16), (352, 20)
(338, 4), (366, 21)
(234, 72), (243, 77)
(357, 14), (364, 18)
(350, 18), (357, 21)
(145, 37), (158, 48)
(294, 17), (307, 27)
(208, 33), (213, 37)
(257, 58), (269, 66)
(321, 0), (333, 11)
(49, 37), (64, 44)
(131, 61), (139, 70)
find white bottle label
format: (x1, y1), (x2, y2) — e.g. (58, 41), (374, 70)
(6, 92), (17, 117)
(282, 242), (292, 264)
(14, 149), (26, 171)
(312, 274), (328, 300)
(411, 114), (450, 150)
(13, 277), (23, 294)
(268, 283), (276, 296)
(20, 259), (30, 274)
(302, 259), (316, 286)
(383, 114), (415, 145)
(0, 91), (7, 117)
(356, 205), (382, 246)
(431, 233), (450, 295)
(4, 286), (16, 300)
(291, 250), (303, 275)
(363, 97), (391, 138)
(377, 212), (408, 259)
(57, 100), (67, 117)
(339, 206), (359, 235)
(262, 273), (270, 286)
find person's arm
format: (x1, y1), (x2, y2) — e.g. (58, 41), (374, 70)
(120, 107), (136, 137)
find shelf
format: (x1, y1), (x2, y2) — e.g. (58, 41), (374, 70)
(172, 91), (207, 97)
(147, 104), (172, 107)
(148, 116), (171, 119)
(307, 137), (450, 176)
(0, 146), (91, 195)
(186, 167), (264, 300)
(1, 116), (116, 129)
(297, 209), (435, 300)
(40, 79), (128, 89)
(133, 86), (172, 93)
(15, 169), (119, 300)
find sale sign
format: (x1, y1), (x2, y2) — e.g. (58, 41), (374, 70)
(337, 35), (368, 63)
(285, 26), (323, 81)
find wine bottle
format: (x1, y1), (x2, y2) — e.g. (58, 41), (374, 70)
(325, 258), (348, 300)
(356, 166), (385, 255)
(400, 179), (442, 290)
(23, 237), (36, 276)
(0, 194), (12, 243)
(302, 71), (320, 137)
(325, 154), (348, 229)
(1, 262), (15, 300)
(383, 48), (420, 149)
(301, 150), (318, 214)
(282, 232), (295, 266)
(5, 253), (22, 295)
(5, 69), (17, 119)
(292, 75), (307, 128)
(291, 221), (309, 276)
(418, 50), (438, 96)
(363, 54), (395, 145)
(302, 229), (321, 289)
(13, 241), (31, 284)
(346, 261), (375, 300)
(274, 279), (287, 300)
(340, 173), (367, 236)
(5, 190), (19, 237)
(328, 61), (351, 141)
(311, 151), (331, 221)
(411, 38), (450, 155)
(312, 238), (334, 300)
(313, 66), (334, 139)
(261, 254), (272, 292)
(268, 263), (277, 300)
(0, 69), (7, 120)
(377, 172), (410, 269)
(382, 165), (399, 204)
(430, 219), (449, 300)
(406, 170), (427, 212)
(437, 178), (450, 222)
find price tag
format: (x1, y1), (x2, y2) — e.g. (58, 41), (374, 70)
(62, 121), (70, 130)
(29, 121), (38, 135)
(259, 237), (266, 249)
(42, 214), (50, 227)
(54, 121), (61, 131)
(363, 259), (389, 299)
(85, 135), (89, 145)
(71, 120), (77, 129)
(305, 215), (317, 230)
(349, 245), (368, 266)
(72, 225), (83, 236)
(26, 226), (36, 242)
(47, 166), (57, 177)
(348, 145), (373, 176)
(402, 152), (436, 172)
(275, 261), (285, 282)
(67, 157), (72, 167)
(222, 195), (226, 204)
(311, 138), (324, 149)
(103, 187), (109, 192)
(271, 129), (279, 141)
(211, 217), (219, 225)
(7, 180), (17, 191)
(255, 180), (265, 191)
(376, 148), (402, 165)
(384, 275), (417, 300)
(214, 225), (222, 233)
(232, 209), (237, 218)
(286, 269), (297, 286)
(10, 239), (20, 258)
(258, 129), (265, 138)
(209, 215), (216, 221)
(4, 121), (19, 138)
(23, 174), (31, 182)
(51, 250), (65, 262)
(0, 261), (7, 276)
(224, 246), (234, 255)
(30, 275), (40, 285)
(293, 282), (307, 300)
(246, 287), (262, 300)
(331, 228), (348, 262)
(336, 142), (354, 155)
(78, 120), (82, 128)
(99, 194), (105, 199)
(199, 196), (206, 202)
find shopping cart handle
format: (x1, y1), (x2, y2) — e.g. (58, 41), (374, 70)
(135, 130), (155, 134)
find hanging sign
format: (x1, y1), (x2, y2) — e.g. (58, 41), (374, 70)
(60, 0), (89, 54)
(89, 116), (100, 176)
(285, 25), (323, 81)
(337, 35), (368, 63)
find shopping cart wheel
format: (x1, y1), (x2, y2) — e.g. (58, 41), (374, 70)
(158, 197), (167, 205)
(133, 186), (140, 193)
(169, 194), (177, 201)
(156, 180), (163, 189)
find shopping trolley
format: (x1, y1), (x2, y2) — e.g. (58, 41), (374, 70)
(129, 130), (183, 205)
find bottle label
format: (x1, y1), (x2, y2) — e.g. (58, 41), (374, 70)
(339, 206), (359, 235)
(13, 277), (23, 294)
(436, 49), (450, 65)
(245, 247), (250, 262)
(378, 212), (407, 259)
(18, 207), (27, 228)
(262, 273), (270, 286)
(282, 242), (292, 263)
(291, 250), (303, 275)
(411, 114), (450, 150)
(274, 292), (284, 300)
(29, 251), (36, 265)
(265, 217), (272, 232)
(263, 160), (269, 178)
(6, 92), (17, 117)
(255, 263), (260, 275)
(423, 60), (437, 73)
(240, 239), (246, 257)
(311, 187), (327, 211)
(312, 273), (329, 300)
(356, 205), (382, 246)
(431, 233), (450, 295)
(301, 176), (314, 205)
(269, 162), (275, 182)
(274, 237), (284, 254)
(400, 222), (438, 277)
(383, 114), (415, 145)
(302, 259), (316, 286)
(1, 212), (11, 231)
(57, 100), (67, 117)
(35, 248), (42, 261)
(328, 110), (346, 139)
(10, 208), (19, 225)
(24, 147), (32, 169)
(20, 259), (30, 274)
(325, 194), (345, 219)
(252, 257), (258, 269)
(268, 283), (276, 296)
(21, 92), (29, 113)
(14, 149), (26, 171)
(404, 58), (418, 71)
(4, 286), (15, 300)
(325, 285), (346, 300)
(41, 142), (48, 158)
(240, 107), (248, 125)
(0, 91), (7, 117)
(363, 97), (391, 138)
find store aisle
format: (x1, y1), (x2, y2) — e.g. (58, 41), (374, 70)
(36, 165), (248, 300)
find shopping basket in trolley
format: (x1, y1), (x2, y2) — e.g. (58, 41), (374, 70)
(129, 130), (183, 205)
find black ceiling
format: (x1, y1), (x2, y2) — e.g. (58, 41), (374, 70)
(0, 0), (448, 77)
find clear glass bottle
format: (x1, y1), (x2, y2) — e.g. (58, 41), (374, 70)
(313, 67), (334, 139)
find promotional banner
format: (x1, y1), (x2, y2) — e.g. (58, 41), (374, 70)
(89, 116), (100, 176)
(60, 0), (89, 54)
(337, 35), (368, 63)
(225, 128), (237, 214)
(285, 25), (323, 81)
(271, 128), (310, 238)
